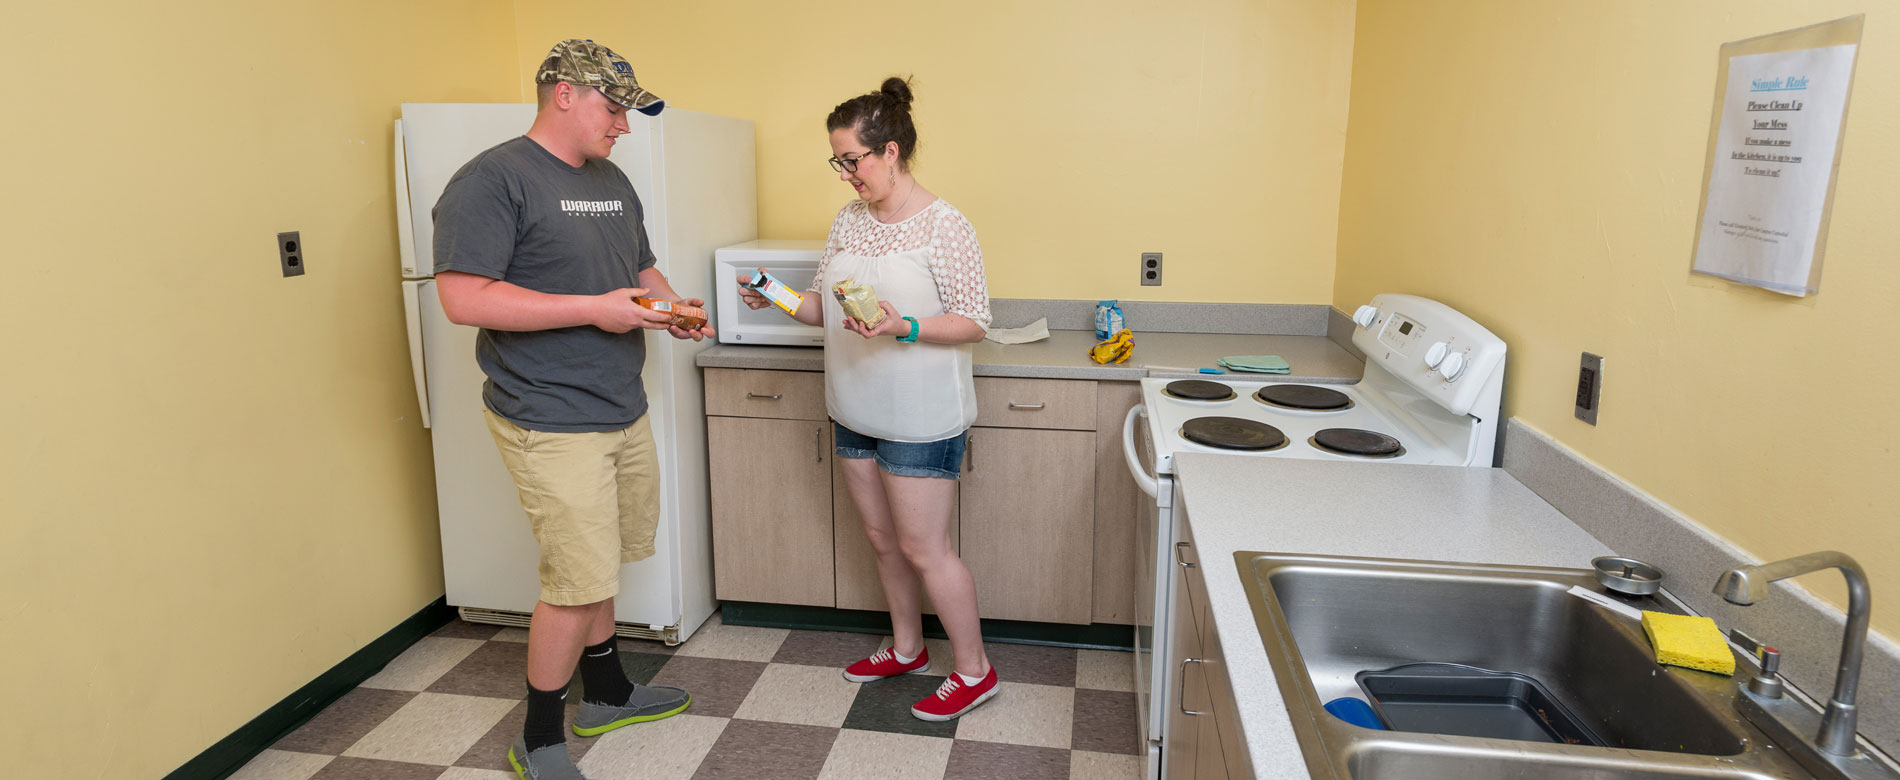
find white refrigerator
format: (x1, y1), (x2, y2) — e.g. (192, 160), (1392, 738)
(393, 103), (755, 644)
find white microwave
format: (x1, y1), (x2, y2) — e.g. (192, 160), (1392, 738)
(712, 240), (826, 346)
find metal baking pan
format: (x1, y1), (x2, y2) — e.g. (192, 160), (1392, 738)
(1355, 662), (1606, 746)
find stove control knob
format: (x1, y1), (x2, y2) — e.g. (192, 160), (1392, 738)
(1438, 351), (1468, 381)
(1353, 305), (1379, 329)
(1424, 341), (1450, 368)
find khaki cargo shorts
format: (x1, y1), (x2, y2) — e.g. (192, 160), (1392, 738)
(484, 409), (660, 606)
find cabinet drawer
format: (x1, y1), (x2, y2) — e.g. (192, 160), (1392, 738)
(705, 368), (827, 421)
(973, 377), (1096, 431)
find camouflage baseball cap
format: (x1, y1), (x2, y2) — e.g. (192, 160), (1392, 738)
(536, 39), (664, 116)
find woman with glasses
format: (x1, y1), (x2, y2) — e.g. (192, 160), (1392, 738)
(737, 76), (998, 721)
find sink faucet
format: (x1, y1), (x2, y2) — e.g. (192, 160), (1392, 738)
(1714, 551), (1870, 757)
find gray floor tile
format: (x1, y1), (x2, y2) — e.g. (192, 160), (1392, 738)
(691, 719), (839, 780)
(647, 655), (769, 719)
(772, 629), (884, 669)
(306, 756), (447, 780)
(432, 620), (504, 641)
(427, 641), (530, 699)
(941, 740), (1073, 780)
(452, 700), (595, 769)
(272, 687), (418, 755)
(983, 642), (1077, 688)
(1070, 689), (1140, 755)
(840, 674), (960, 740)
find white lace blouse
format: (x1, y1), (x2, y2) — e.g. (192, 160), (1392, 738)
(809, 198), (992, 442)
(806, 199), (992, 329)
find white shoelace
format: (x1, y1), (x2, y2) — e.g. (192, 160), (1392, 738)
(866, 648), (895, 665)
(933, 675), (962, 701)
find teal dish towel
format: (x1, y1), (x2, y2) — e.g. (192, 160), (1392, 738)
(1217, 355), (1291, 374)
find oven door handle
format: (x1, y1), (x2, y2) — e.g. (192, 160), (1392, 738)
(1122, 404), (1158, 498)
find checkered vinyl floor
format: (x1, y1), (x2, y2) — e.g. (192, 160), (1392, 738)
(230, 611), (1144, 779)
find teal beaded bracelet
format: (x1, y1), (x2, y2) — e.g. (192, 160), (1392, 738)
(898, 316), (920, 343)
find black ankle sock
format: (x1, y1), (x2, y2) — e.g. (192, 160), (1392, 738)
(579, 636), (633, 706)
(523, 680), (569, 752)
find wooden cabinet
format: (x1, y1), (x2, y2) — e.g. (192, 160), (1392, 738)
(705, 368), (835, 607)
(1164, 512), (1249, 780)
(705, 369), (1147, 627)
(960, 425), (1096, 624)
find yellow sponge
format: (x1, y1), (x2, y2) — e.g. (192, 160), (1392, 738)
(1641, 611), (1735, 675)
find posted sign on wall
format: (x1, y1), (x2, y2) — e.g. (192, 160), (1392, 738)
(1691, 16), (1863, 297)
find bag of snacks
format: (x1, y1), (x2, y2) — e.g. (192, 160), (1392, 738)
(832, 278), (886, 328)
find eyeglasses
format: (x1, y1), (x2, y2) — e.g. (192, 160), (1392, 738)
(827, 151), (877, 173)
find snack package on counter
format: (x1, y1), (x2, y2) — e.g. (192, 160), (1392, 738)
(831, 278), (886, 327)
(742, 270), (804, 315)
(1088, 329), (1134, 364)
(1094, 300), (1125, 341)
(633, 297), (708, 330)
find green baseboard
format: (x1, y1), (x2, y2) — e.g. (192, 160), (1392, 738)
(720, 602), (1135, 651)
(164, 596), (455, 780)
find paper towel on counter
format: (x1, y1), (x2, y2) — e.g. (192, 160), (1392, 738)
(983, 317), (1050, 345)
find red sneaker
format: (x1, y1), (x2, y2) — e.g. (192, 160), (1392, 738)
(843, 646), (930, 682)
(911, 666), (999, 721)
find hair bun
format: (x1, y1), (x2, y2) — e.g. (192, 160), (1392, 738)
(880, 76), (914, 107)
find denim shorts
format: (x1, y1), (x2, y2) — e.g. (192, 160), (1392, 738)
(832, 422), (968, 480)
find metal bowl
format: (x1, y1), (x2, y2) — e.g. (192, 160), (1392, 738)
(1592, 556), (1663, 596)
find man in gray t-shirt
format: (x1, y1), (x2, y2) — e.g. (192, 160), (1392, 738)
(432, 39), (709, 779)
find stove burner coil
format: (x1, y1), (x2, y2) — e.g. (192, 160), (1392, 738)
(1164, 380), (1237, 402)
(1181, 417), (1288, 451)
(1255, 384), (1353, 411)
(1310, 428), (1404, 458)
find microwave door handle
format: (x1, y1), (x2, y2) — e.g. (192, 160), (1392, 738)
(1122, 404), (1158, 497)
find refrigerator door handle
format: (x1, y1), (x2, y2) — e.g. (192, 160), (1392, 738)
(402, 280), (432, 428)
(394, 118), (420, 279)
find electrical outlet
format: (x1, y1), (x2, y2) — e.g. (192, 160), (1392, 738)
(278, 231), (305, 278)
(1575, 352), (1603, 425)
(1140, 252), (1162, 286)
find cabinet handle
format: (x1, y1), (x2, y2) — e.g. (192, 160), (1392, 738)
(1008, 401), (1046, 410)
(746, 392), (783, 400)
(1175, 541), (1196, 569)
(815, 426), (824, 463)
(1179, 658), (1207, 716)
(968, 433), (976, 471)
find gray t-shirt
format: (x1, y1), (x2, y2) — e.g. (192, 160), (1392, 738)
(432, 136), (657, 433)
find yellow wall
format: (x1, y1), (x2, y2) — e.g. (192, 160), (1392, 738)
(1333, 1), (1900, 634)
(0, 2), (519, 777)
(511, 0), (1357, 305)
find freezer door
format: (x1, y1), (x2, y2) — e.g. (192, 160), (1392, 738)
(397, 103), (537, 278)
(417, 279), (680, 627)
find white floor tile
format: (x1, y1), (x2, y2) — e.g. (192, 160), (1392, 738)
(1071, 749), (1143, 779)
(227, 749), (332, 780)
(435, 768), (516, 780)
(360, 637), (486, 691)
(673, 618), (788, 662)
(953, 682), (1075, 749)
(341, 692), (517, 765)
(733, 663), (862, 728)
(818, 729), (953, 780)
(1075, 648), (1136, 692)
(577, 713), (728, 779)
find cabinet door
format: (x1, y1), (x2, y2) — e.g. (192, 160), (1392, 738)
(707, 417), (834, 606)
(833, 463), (959, 612)
(959, 427), (1096, 624)
(1093, 383), (1144, 624)
(1164, 545), (1203, 780)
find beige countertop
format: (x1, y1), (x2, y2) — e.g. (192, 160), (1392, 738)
(695, 330), (1364, 383)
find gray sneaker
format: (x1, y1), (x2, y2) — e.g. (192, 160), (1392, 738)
(572, 683), (692, 736)
(507, 735), (587, 780)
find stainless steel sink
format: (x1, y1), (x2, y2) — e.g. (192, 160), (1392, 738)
(1237, 552), (1817, 779)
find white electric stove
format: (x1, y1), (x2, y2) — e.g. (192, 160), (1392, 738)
(1124, 293), (1508, 780)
